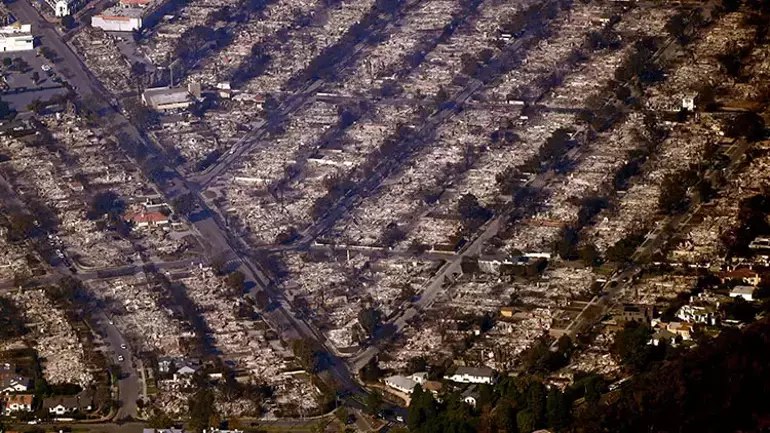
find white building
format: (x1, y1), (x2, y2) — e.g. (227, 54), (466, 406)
(0, 375), (31, 393)
(443, 366), (496, 385)
(730, 286), (755, 302)
(142, 83), (201, 111)
(675, 304), (716, 325)
(462, 386), (479, 408)
(0, 23), (33, 52)
(91, 7), (144, 31)
(384, 372), (429, 394)
(51, 0), (83, 17)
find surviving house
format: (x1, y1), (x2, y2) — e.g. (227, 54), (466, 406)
(618, 304), (654, 324)
(384, 372), (429, 394)
(720, 268), (761, 286)
(3, 393), (33, 415)
(676, 304), (716, 325)
(124, 211), (170, 228)
(443, 366), (496, 385)
(462, 386), (480, 407)
(730, 286), (755, 302)
(43, 393), (94, 416)
(0, 376), (31, 393)
(142, 83), (201, 111)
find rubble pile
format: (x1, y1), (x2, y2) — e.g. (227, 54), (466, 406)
(72, 28), (133, 94)
(339, 0), (462, 93)
(89, 276), (186, 355)
(9, 290), (93, 387)
(242, 0), (375, 94)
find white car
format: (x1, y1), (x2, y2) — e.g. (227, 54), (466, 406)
(117, 355), (124, 362)
(41, 64), (51, 72)
(120, 344), (127, 349)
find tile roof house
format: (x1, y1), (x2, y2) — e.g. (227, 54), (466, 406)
(125, 211), (170, 228)
(719, 268), (761, 286)
(3, 393), (33, 415)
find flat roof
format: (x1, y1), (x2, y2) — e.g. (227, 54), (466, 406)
(143, 86), (190, 107)
(96, 6), (145, 18)
(731, 286), (755, 295)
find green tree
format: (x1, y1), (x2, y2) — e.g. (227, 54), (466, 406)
(359, 358), (383, 382)
(39, 47), (57, 62)
(210, 255), (227, 276)
(407, 385), (437, 431)
(495, 403), (517, 433)
(148, 411), (174, 429)
(0, 97), (14, 120)
(291, 339), (320, 373)
(358, 307), (382, 337)
(605, 232), (644, 263)
(335, 406), (349, 425)
(584, 375), (602, 406)
(697, 179), (716, 203)
(527, 381), (546, 427)
(517, 409), (536, 433)
(546, 388), (570, 431)
(365, 390), (383, 414)
(659, 173), (689, 215)
(458, 193), (492, 231)
(61, 15), (75, 29)
(612, 321), (655, 372)
(311, 418), (330, 433)
(172, 193), (197, 216)
(728, 112), (765, 142)
(27, 99), (44, 114)
(187, 388), (214, 432)
(554, 226), (579, 260)
(224, 271), (246, 295)
(254, 290), (270, 310)
(579, 243), (601, 267)
(407, 356), (427, 374)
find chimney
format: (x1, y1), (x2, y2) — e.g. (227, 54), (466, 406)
(188, 82), (201, 99)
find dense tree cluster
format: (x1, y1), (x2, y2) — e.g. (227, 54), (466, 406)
(578, 319), (770, 433)
(291, 339), (322, 373)
(457, 193), (493, 232)
(721, 193), (770, 257)
(605, 232), (645, 263)
(0, 297), (27, 340)
(403, 317), (770, 433)
(358, 307), (382, 338)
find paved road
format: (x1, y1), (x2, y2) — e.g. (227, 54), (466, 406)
(7, 0), (105, 100)
(93, 312), (140, 420)
(0, 257), (205, 291)
(315, 92), (586, 113)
